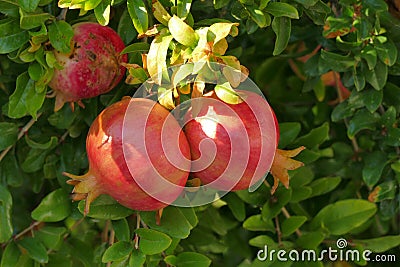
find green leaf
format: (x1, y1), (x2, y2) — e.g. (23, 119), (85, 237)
(249, 235), (276, 248)
(78, 195), (134, 220)
(1, 242), (21, 267)
(369, 181), (397, 202)
(296, 230), (325, 249)
(291, 0), (318, 7)
(112, 219), (130, 242)
(165, 252), (211, 267)
(169, 15), (198, 47)
(31, 188), (71, 222)
(293, 122), (329, 148)
(304, 0), (330, 25)
(94, 0), (111, 26)
(24, 135), (58, 150)
(135, 228), (172, 255)
(361, 45), (377, 70)
(48, 21), (74, 54)
(147, 31), (173, 84)
(127, 0), (148, 34)
(47, 253), (72, 267)
(19, 9), (52, 30)
(224, 193), (246, 221)
(0, 26), (29, 54)
(278, 122), (301, 148)
(0, 122), (18, 151)
(129, 250), (146, 267)
(262, 187), (292, 221)
(365, 60), (388, 90)
(309, 177), (341, 197)
(353, 66), (366, 91)
(214, 82), (243, 104)
(362, 151), (387, 187)
(347, 109), (379, 138)
(362, 88), (383, 112)
(121, 42), (150, 55)
(151, 1), (170, 25)
(118, 9), (137, 44)
(290, 186), (313, 202)
(35, 226), (67, 250)
(319, 50), (354, 72)
(177, 0), (192, 19)
(281, 216), (307, 237)
(140, 206), (195, 239)
(18, 0), (40, 12)
(246, 6), (270, 28)
(310, 199), (377, 235)
(353, 235), (400, 253)
(17, 237), (49, 264)
(0, 185), (13, 243)
(243, 215), (275, 232)
(102, 241), (133, 262)
(0, 152), (23, 187)
(272, 16), (291, 56)
(375, 39), (398, 66)
(265, 2), (299, 19)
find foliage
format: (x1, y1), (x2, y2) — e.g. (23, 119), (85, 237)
(1, 0), (400, 266)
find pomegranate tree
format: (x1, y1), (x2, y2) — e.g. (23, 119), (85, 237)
(48, 22), (127, 111)
(64, 97), (191, 213)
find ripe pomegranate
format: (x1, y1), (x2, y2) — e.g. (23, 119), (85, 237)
(184, 90), (278, 191)
(64, 97), (191, 213)
(49, 22), (127, 111)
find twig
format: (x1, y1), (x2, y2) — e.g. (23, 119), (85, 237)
(333, 72), (360, 153)
(0, 113), (42, 163)
(57, 8), (68, 21)
(134, 213), (140, 249)
(105, 227), (115, 267)
(274, 216), (282, 245)
(13, 221), (41, 241)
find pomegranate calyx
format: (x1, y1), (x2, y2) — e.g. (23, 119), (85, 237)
(64, 170), (102, 216)
(270, 146), (306, 194)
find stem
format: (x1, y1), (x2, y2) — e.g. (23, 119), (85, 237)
(57, 8), (68, 20)
(134, 213), (140, 249)
(274, 216), (282, 245)
(13, 221), (41, 241)
(0, 113), (42, 163)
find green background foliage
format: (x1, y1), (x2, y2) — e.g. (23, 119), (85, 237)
(1, 0), (400, 266)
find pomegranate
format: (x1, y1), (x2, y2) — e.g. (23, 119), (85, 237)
(184, 90), (278, 191)
(49, 22), (128, 111)
(64, 97), (191, 213)
(184, 90), (305, 193)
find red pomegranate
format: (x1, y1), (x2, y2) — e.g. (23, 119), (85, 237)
(64, 98), (191, 213)
(49, 22), (127, 111)
(184, 90), (278, 191)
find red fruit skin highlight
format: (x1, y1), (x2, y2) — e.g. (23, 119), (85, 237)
(66, 98), (191, 212)
(184, 90), (278, 191)
(49, 22), (128, 111)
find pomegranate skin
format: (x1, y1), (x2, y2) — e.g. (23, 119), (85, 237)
(49, 22), (128, 111)
(184, 90), (278, 191)
(67, 98), (190, 212)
